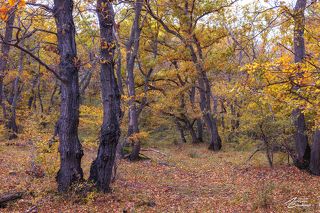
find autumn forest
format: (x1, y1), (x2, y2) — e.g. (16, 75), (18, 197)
(0, 0), (320, 212)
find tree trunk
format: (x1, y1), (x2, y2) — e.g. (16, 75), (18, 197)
(0, 8), (15, 123)
(198, 76), (222, 151)
(37, 77), (44, 113)
(310, 130), (320, 175)
(188, 123), (199, 144)
(196, 119), (203, 142)
(292, 0), (310, 169)
(189, 86), (203, 142)
(28, 75), (38, 110)
(230, 102), (240, 131)
(180, 114), (198, 144)
(89, 0), (121, 193)
(7, 46), (24, 139)
(187, 38), (222, 151)
(48, 79), (59, 111)
(126, 0), (143, 161)
(114, 28), (124, 95)
(53, 0), (83, 192)
(292, 109), (310, 169)
(293, 0), (306, 63)
(175, 120), (187, 143)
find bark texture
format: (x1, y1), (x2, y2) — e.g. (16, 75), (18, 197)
(310, 130), (320, 175)
(126, 0), (143, 161)
(89, 0), (121, 193)
(292, 0), (310, 169)
(53, 0), (84, 192)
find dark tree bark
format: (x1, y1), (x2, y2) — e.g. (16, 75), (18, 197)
(126, 0), (143, 161)
(175, 120), (187, 143)
(89, 0), (121, 193)
(292, 0), (311, 169)
(0, 8), (15, 123)
(186, 120), (199, 144)
(293, 0), (306, 63)
(196, 119), (203, 142)
(197, 74), (221, 151)
(114, 28), (124, 95)
(53, 0), (84, 192)
(189, 86), (203, 142)
(310, 130), (320, 175)
(188, 35), (221, 150)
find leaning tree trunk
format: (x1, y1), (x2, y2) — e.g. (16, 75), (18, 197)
(53, 0), (83, 192)
(292, 0), (310, 169)
(89, 0), (121, 193)
(0, 8), (15, 124)
(126, 0), (143, 161)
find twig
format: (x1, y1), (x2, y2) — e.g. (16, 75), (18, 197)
(246, 148), (261, 163)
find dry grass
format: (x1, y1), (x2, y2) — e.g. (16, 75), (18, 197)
(0, 142), (319, 212)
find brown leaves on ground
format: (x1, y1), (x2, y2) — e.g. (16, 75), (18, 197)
(0, 142), (319, 212)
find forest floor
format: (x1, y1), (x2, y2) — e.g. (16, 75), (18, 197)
(0, 141), (320, 212)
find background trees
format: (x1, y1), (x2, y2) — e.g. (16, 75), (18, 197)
(0, 0), (320, 197)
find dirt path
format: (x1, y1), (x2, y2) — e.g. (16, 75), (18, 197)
(0, 143), (319, 212)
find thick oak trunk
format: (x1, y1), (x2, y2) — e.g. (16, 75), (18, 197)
(89, 0), (121, 193)
(53, 0), (83, 192)
(198, 76), (222, 151)
(292, 0), (310, 169)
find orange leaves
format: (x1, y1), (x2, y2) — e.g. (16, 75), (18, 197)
(8, 0), (15, 6)
(8, 0), (26, 7)
(0, 4), (9, 20)
(0, 0), (26, 21)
